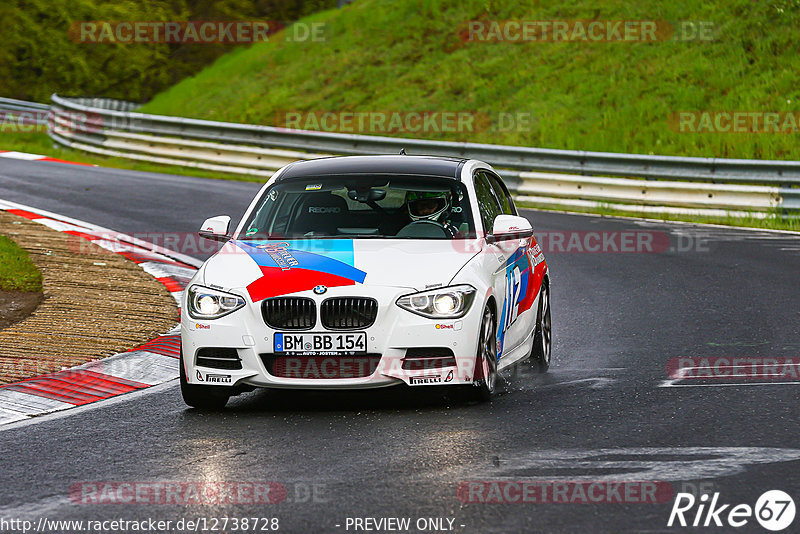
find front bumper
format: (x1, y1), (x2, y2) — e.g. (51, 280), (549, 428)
(181, 285), (484, 390)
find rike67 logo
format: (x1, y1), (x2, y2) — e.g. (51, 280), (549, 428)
(668, 490), (795, 531)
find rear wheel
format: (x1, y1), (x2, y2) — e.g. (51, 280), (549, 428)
(180, 347), (230, 409)
(472, 305), (498, 402)
(530, 282), (552, 373)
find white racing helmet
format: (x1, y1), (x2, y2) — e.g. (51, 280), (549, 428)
(407, 191), (451, 222)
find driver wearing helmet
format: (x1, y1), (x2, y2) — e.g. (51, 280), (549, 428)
(405, 190), (458, 238)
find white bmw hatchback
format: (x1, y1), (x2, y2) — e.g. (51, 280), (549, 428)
(180, 155), (551, 408)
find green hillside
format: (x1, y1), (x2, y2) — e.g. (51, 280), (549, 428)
(140, 0), (800, 161)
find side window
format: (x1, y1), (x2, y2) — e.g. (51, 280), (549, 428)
(246, 189), (288, 234)
(263, 192), (299, 235)
(473, 172), (503, 234)
(487, 173), (516, 215)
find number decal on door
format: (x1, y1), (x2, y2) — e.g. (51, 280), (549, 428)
(503, 265), (522, 333)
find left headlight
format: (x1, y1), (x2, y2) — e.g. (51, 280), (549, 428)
(187, 285), (246, 320)
(396, 284), (477, 319)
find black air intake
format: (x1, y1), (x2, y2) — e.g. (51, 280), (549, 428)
(196, 347), (242, 370)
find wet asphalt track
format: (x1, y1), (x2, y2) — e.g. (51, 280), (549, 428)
(0, 159), (799, 533)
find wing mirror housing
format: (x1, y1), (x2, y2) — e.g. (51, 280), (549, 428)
(198, 215), (232, 242)
(486, 214), (533, 244)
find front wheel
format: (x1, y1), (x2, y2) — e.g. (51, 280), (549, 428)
(472, 305), (498, 402)
(530, 282), (552, 373)
(180, 347), (230, 409)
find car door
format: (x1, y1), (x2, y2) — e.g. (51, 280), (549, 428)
(473, 171), (523, 361)
(485, 171), (544, 359)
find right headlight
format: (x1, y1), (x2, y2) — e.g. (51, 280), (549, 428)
(187, 285), (246, 320)
(396, 284), (477, 319)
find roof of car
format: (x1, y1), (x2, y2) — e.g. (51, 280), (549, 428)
(275, 155), (468, 181)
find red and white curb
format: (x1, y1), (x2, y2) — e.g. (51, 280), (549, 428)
(0, 199), (200, 425)
(0, 150), (95, 167)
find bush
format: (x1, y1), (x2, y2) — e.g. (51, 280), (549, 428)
(0, 0), (336, 103)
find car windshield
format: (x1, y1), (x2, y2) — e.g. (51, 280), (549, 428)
(239, 175), (476, 239)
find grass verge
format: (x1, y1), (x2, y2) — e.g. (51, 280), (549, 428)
(0, 234), (43, 292)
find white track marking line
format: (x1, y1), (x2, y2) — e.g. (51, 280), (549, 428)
(659, 380), (800, 388)
(0, 151), (46, 160)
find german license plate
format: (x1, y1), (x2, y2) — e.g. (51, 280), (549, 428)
(274, 332), (367, 354)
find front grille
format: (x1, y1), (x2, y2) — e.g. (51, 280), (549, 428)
(262, 297), (316, 330)
(321, 297), (378, 330)
(196, 347), (242, 370)
(402, 347), (456, 371)
(261, 353), (381, 379)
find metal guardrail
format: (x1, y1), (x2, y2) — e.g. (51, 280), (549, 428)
(12, 94), (800, 215)
(0, 97), (49, 126)
(53, 97), (139, 113)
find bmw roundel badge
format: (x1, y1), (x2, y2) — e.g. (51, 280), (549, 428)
(313, 285), (328, 295)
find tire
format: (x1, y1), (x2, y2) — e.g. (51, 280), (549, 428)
(530, 281), (552, 373)
(180, 347), (230, 410)
(472, 305), (498, 402)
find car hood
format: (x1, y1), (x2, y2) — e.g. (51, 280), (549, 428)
(201, 238), (482, 301)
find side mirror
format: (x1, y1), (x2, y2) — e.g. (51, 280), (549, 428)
(487, 214), (533, 244)
(198, 215), (231, 242)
